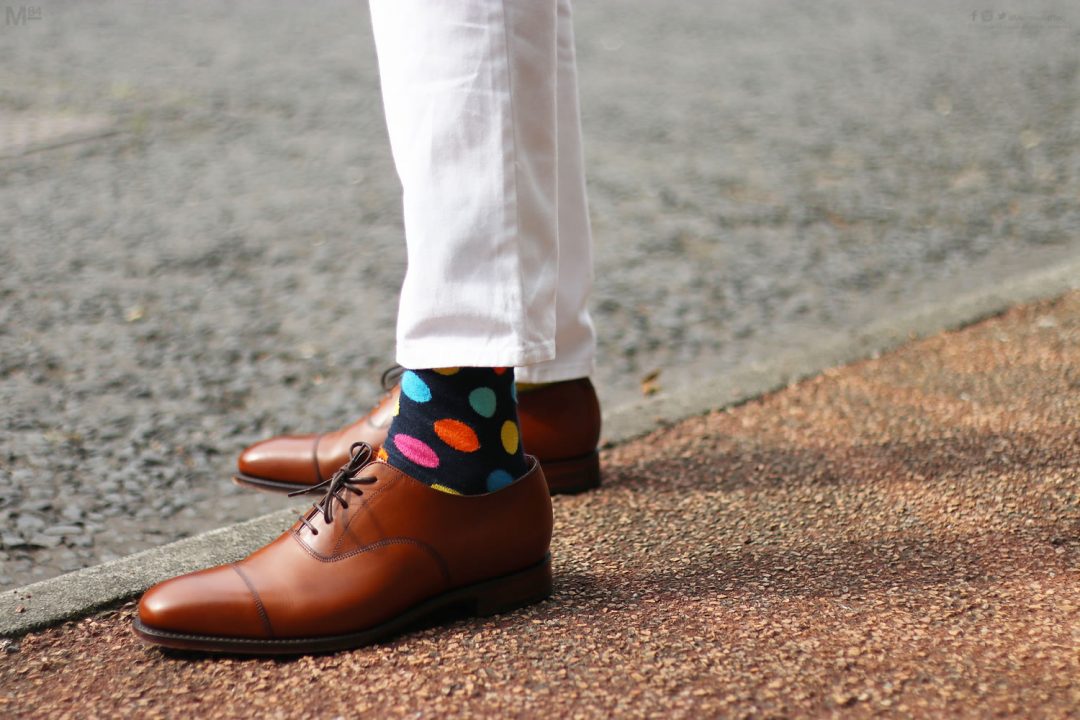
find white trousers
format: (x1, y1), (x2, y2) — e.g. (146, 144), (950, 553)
(369, 0), (596, 383)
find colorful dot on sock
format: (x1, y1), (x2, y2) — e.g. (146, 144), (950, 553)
(391, 433), (440, 468)
(486, 469), (515, 492)
(376, 446), (388, 462)
(401, 371), (432, 403)
(510, 383), (517, 402)
(468, 387), (496, 418)
(434, 367), (460, 375)
(431, 483), (462, 495)
(434, 418), (480, 452)
(493, 367), (508, 375)
(500, 420), (520, 454)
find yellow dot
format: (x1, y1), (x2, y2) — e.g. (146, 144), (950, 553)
(431, 483), (462, 495)
(376, 447), (388, 462)
(434, 367), (460, 375)
(393, 396), (400, 416)
(500, 420), (519, 455)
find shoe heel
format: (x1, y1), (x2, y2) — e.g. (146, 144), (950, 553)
(470, 555), (553, 617)
(540, 451), (601, 495)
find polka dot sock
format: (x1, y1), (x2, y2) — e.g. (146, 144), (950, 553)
(381, 367), (528, 495)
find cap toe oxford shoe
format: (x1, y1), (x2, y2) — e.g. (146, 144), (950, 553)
(234, 377), (601, 495)
(235, 387), (398, 494)
(136, 445), (554, 655)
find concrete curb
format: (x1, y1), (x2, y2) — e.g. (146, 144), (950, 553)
(2, 510), (298, 638)
(3, 256), (1078, 637)
(602, 257), (1080, 443)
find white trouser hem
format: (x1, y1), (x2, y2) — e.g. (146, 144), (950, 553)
(396, 340), (556, 371)
(514, 356), (595, 384)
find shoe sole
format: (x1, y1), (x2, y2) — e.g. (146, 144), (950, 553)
(232, 450), (601, 496)
(132, 554), (553, 655)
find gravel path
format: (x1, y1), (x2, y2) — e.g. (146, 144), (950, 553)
(2, 292), (1077, 718)
(2, 0), (1079, 585)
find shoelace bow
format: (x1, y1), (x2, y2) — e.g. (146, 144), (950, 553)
(291, 441), (377, 534)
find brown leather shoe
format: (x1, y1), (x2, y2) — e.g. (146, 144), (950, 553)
(234, 375), (602, 495)
(135, 444), (553, 655)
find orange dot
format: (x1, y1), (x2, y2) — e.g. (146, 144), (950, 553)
(434, 418), (480, 453)
(376, 446), (388, 462)
(434, 367), (460, 375)
(493, 367), (507, 375)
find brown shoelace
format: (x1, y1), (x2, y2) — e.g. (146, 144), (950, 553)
(291, 441), (377, 534)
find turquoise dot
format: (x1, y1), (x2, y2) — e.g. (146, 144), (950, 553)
(486, 469), (515, 492)
(468, 387), (496, 417)
(510, 383), (517, 402)
(401, 371), (432, 403)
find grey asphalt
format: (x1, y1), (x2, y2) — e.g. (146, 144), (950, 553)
(2, 0), (1078, 588)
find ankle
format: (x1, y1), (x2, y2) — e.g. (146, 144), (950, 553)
(383, 367), (527, 495)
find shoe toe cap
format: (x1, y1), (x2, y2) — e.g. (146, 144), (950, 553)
(138, 565), (272, 639)
(237, 434), (321, 485)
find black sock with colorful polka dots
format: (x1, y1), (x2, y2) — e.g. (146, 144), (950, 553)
(380, 367), (528, 495)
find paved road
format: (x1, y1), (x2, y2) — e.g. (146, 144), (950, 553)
(3, 292), (1078, 717)
(2, 0), (1079, 586)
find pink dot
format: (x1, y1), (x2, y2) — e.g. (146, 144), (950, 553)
(391, 434), (440, 469)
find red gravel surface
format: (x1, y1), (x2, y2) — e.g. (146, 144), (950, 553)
(2, 292), (1078, 719)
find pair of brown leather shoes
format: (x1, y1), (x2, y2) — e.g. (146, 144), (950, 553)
(233, 375), (602, 496)
(135, 376), (602, 654)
